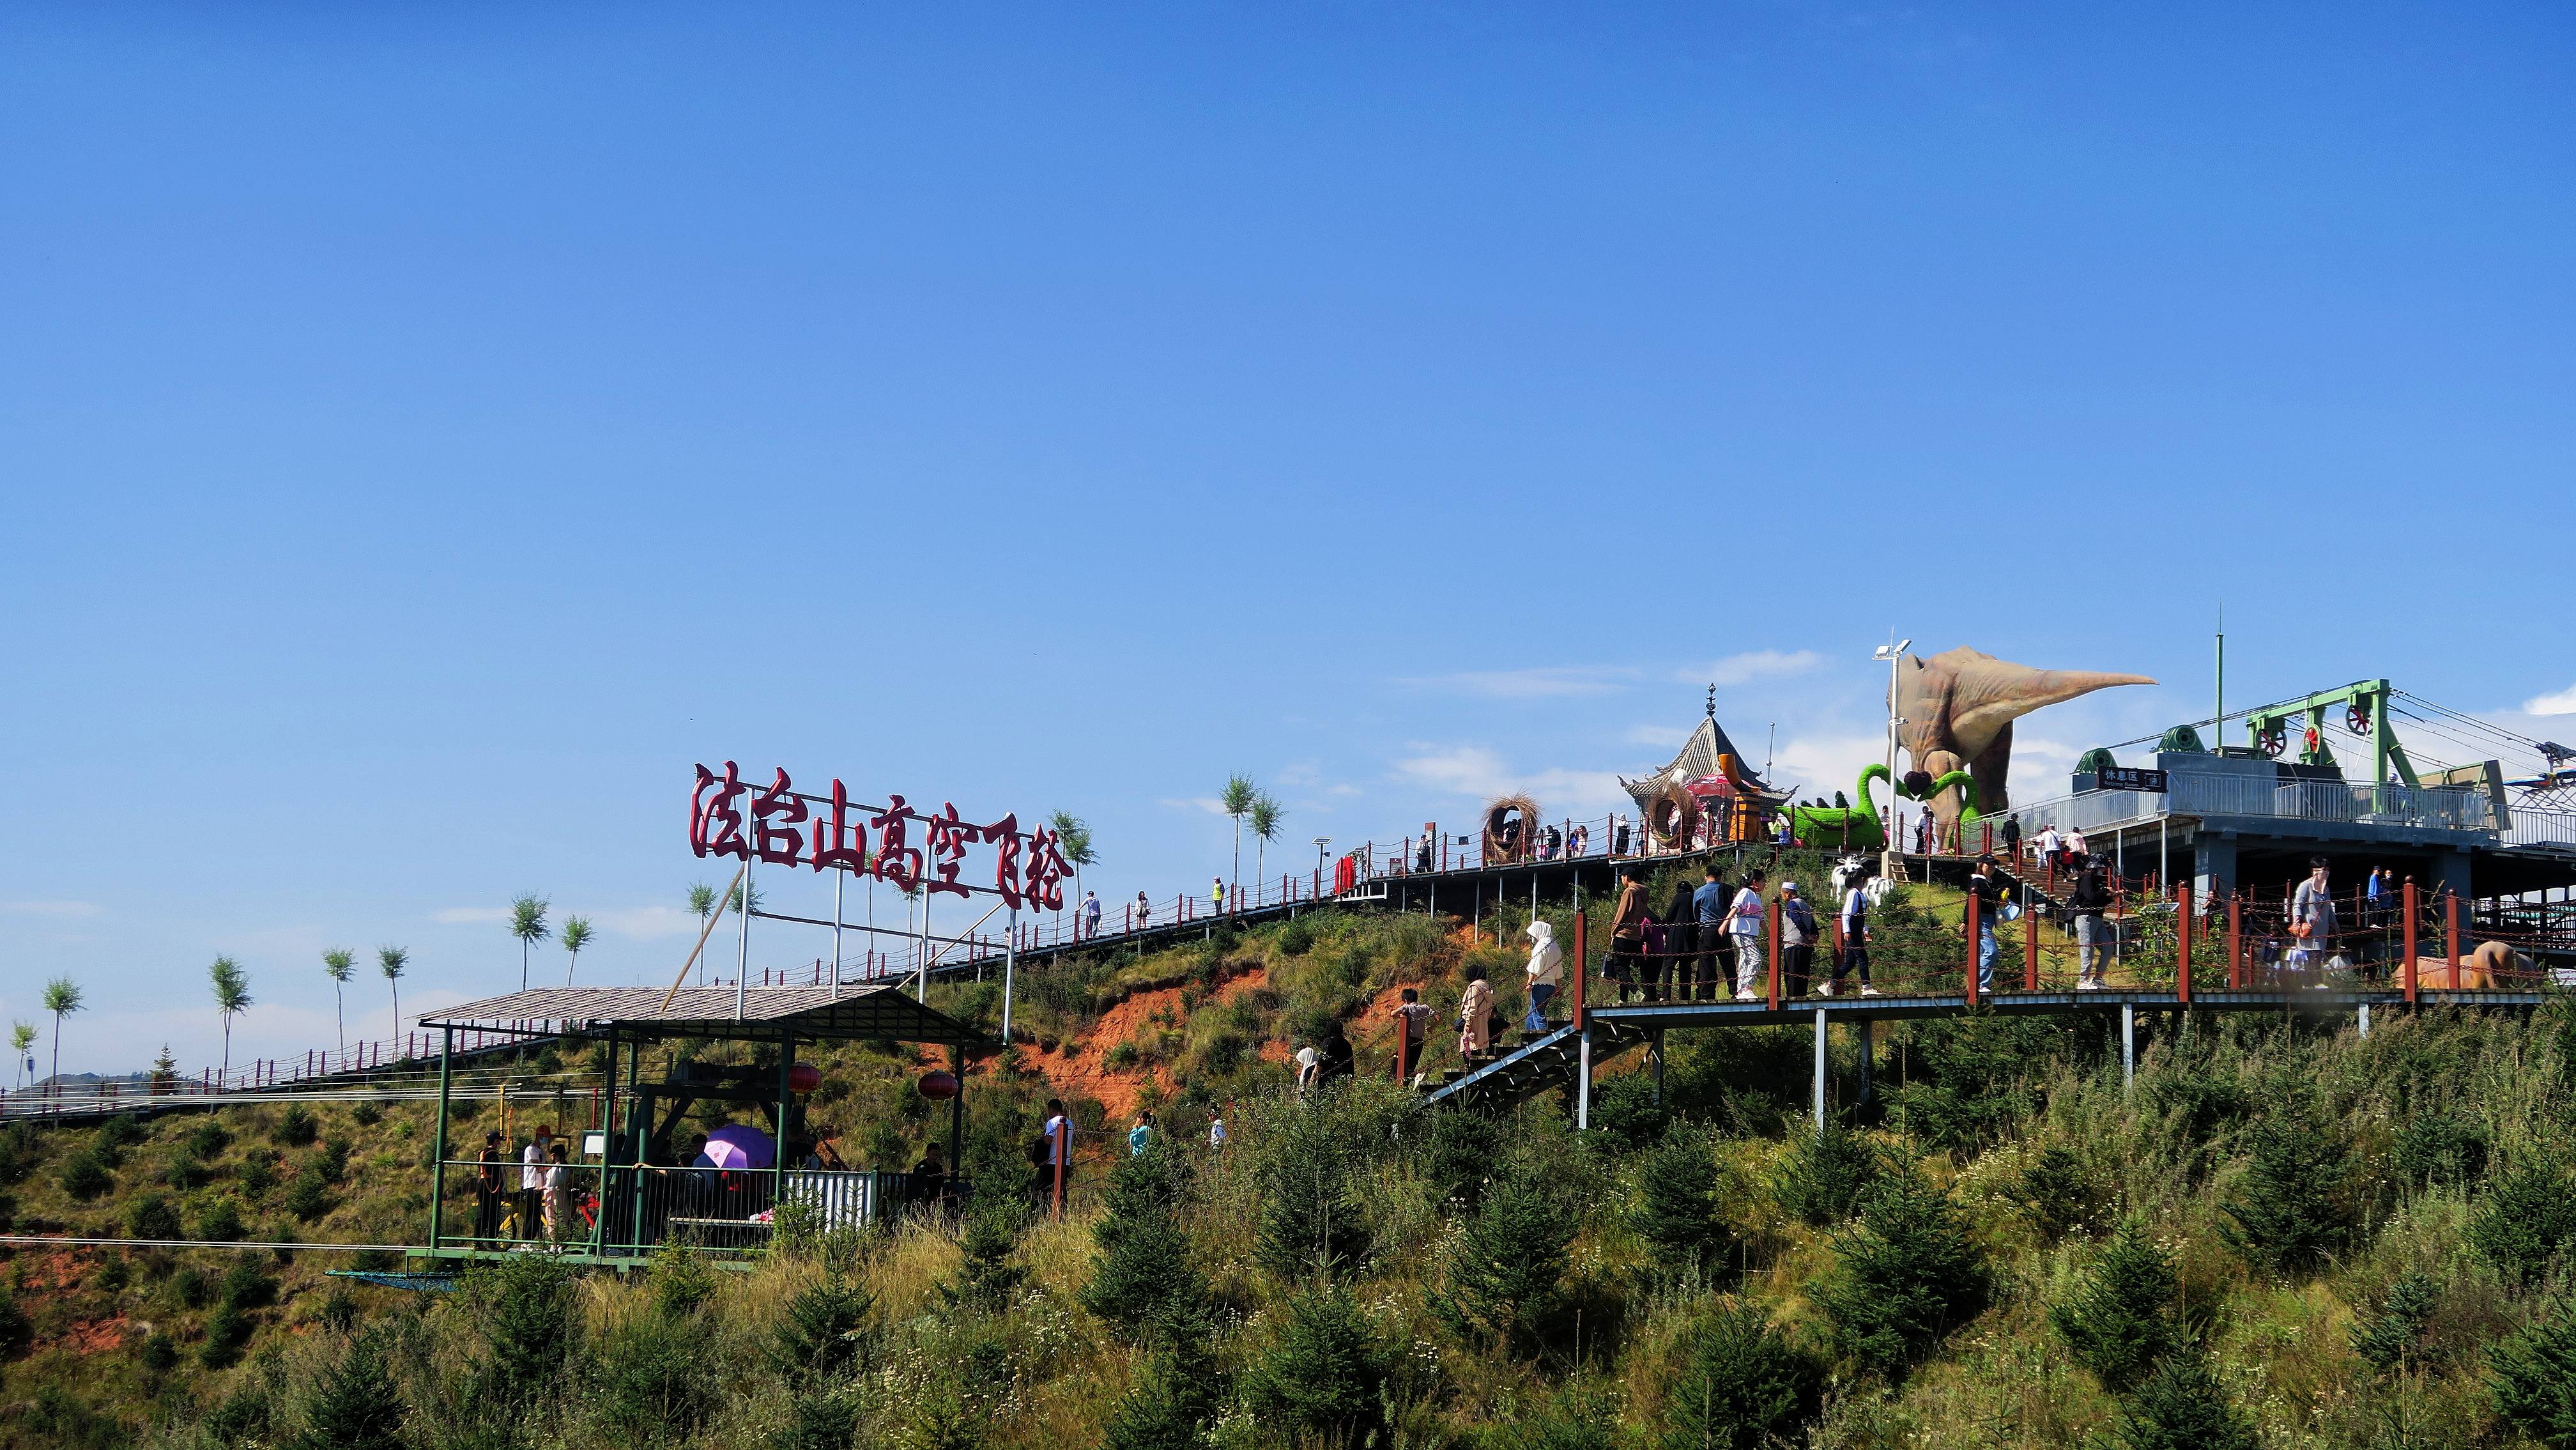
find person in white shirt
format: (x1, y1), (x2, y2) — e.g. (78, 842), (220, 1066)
(1208, 1107), (1229, 1151)
(1294, 1044), (1320, 1094)
(519, 1125), (553, 1240)
(2036, 825), (2063, 877)
(1828, 874), (1878, 996)
(542, 1141), (572, 1242)
(1728, 870), (1768, 1000)
(1035, 1098), (1070, 1202)
(1523, 919), (1564, 1030)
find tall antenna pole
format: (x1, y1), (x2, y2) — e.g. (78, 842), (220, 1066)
(2216, 605), (2225, 753)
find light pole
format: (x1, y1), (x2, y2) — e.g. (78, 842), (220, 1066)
(1313, 837), (1332, 897)
(1873, 637), (1913, 883)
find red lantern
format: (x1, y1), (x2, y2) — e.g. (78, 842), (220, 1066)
(787, 1062), (822, 1095)
(917, 1070), (959, 1100)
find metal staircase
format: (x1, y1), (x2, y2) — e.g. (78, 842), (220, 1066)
(1419, 1017), (1657, 1113)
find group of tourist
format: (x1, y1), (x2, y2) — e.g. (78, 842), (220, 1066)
(1594, 863), (1878, 1004)
(473, 1123), (576, 1244)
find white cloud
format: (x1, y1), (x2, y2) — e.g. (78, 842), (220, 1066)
(1625, 725), (1689, 748)
(589, 906), (700, 941)
(1673, 650), (1825, 687)
(1768, 733), (1890, 799)
(2525, 682), (2576, 716)
(1158, 798), (1229, 816)
(0, 900), (102, 918)
(1407, 665), (1639, 698)
(433, 906), (512, 925)
(1389, 745), (1628, 815)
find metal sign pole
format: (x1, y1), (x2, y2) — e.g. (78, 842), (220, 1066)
(735, 850), (755, 1021)
(830, 867), (845, 1001)
(1002, 904), (1019, 1045)
(916, 889), (932, 1001)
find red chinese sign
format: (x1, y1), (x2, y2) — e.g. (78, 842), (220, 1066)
(689, 762), (1068, 910)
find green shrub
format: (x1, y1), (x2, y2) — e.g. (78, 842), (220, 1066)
(2350, 1271), (2438, 1377)
(1277, 919), (1317, 956)
(1101, 1301), (1221, 1450)
(941, 1203), (1030, 1314)
(2050, 1221), (2182, 1392)
(126, 1191), (183, 1241)
(1255, 1104), (1372, 1281)
(1432, 1166), (1572, 1357)
(2469, 1158), (2576, 1287)
(1244, 1286), (1390, 1444)
(203, 1379), (273, 1444)
(1774, 1123), (1880, 1227)
(94, 1113), (143, 1164)
(172, 1266), (211, 1309)
(588, 1305), (714, 1440)
(2016, 1145), (2098, 1241)
(1883, 1011), (2055, 1148)
(1659, 1299), (1818, 1450)
(138, 1331), (179, 1372)
(2218, 1092), (2353, 1276)
(0, 1120), (43, 1184)
(2392, 1107), (2487, 1189)
(2106, 1350), (2256, 1450)
(2489, 1290), (2576, 1446)
(0, 1284), (29, 1357)
(319, 1135), (353, 1184)
(239, 1153), (277, 1195)
(1423, 1111), (1499, 1214)
(188, 1121), (233, 1158)
(274, 1104), (319, 1146)
(1632, 1129), (1735, 1274)
(200, 1300), (253, 1368)
(351, 1101), (383, 1127)
(1816, 1164), (1989, 1377)
(1590, 1070), (1669, 1152)
(647, 1239), (718, 1319)
(167, 1152), (213, 1189)
(770, 1269), (875, 1386)
(1494, 1380), (1623, 1450)
(1082, 1143), (1208, 1334)
(59, 1151), (113, 1201)
(284, 1323), (410, 1450)
(284, 1162), (334, 1222)
(196, 1196), (247, 1242)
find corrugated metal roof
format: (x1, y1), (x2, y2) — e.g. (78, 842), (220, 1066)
(418, 985), (984, 1045)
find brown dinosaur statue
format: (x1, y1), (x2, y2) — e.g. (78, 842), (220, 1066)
(1894, 647), (2156, 841)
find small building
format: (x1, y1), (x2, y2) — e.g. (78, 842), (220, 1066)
(413, 985), (988, 1265)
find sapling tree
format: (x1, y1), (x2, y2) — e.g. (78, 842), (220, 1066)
(2105, 1350), (2255, 1450)
(1221, 773), (1258, 905)
(1816, 1162), (1989, 1377)
(2050, 1219), (2182, 1392)
(209, 955), (252, 1082)
(1662, 1300), (1819, 1450)
(508, 893), (550, 990)
(2218, 1091), (2353, 1276)
(378, 946), (408, 1037)
(40, 978), (80, 1094)
(321, 948), (355, 1053)
(560, 914), (594, 985)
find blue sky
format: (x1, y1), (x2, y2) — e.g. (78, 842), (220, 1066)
(4, 3), (2570, 1077)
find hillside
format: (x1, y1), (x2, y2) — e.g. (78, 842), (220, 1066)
(6, 858), (2576, 1449)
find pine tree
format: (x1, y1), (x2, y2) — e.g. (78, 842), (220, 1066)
(2106, 1352), (2256, 1450)
(770, 1269), (875, 1386)
(1082, 1143), (1210, 1334)
(1423, 1111), (1500, 1214)
(2487, 1290), (2576, 1447)
(1256, 1105), (1371, 1281)
(1773, 1122), (1881, 1227)
(1102, 1300), (1222, 1450)
(2218, 1093), (2353, 1276)
(286, 1325), (411, 1450)
(2050, 1220), (2182, 1392)
(1632, 1129), (1735, 1276)
(2351, 1271), (2438, 1377)
(2469, 1157), (2576, 1287)
(943, 1202), (1031, 1314)
(479, 1253), (576, 1405)
(1660, 1299), (1818, 1450)
(1814, 1163), (1989, 1377)
(1431, 1166), (1573, 1357)
(1244, 1286), (1388, 1444)
(2016, 1144), (2097, 1241)
(1497, 1380), (1622, 1450)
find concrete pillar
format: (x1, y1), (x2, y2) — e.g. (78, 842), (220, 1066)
(1813, 1008), (1828, 1132)
(2358, 1001), (2372, 1038)
(1857, 1019), (1874, 1107)
(2120, 1002), (2136, 1095)
(1651, 1030), (1665, 1109)
(2192, 834), (2238, 902)
(2432, 849), (2472, 903)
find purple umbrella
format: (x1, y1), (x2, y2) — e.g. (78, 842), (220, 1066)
(701, 1123), (776, 1171)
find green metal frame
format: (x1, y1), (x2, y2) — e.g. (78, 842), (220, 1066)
(2243, 679), (2419, 786)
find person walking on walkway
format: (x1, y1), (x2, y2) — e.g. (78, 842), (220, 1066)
(2036, 824), (2063, 879)
(1692, 866), (1729, 1003)
(1656, 879), (1698, 1001)
(1829, 872), (1876, 996)
(1390, 988), (1434, 1075)
(519, 1125), (554, 1240)
(1211, 876), (1225, 914)
(1457, 966), (1494, 1060)
(2070, 863), (2112, 989)
(1522, 921), (1563, 1030)
(2001, 814), (2022, 865)
(2291, 856), (2337, 985)
(1965, 857), (2002, 992)
(474, 1129), (507, 1245)
(1729, 869), (1768, 1000)
(1082, 891), (1101, 939)
(1135, 891), (1151, 929)
(1781, 881), (1818, 997)
(1607, 867), (1650, 1002)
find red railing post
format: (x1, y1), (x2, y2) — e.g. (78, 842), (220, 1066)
(2445, 888), (2460, 985)
(2403, 878), (2419, 1004)
(2177, 884), (2193, 1004)
(1965, 885), (1981, 1006)
(2024, 888), (2039, 991)
(2228, 892), (2242, 989)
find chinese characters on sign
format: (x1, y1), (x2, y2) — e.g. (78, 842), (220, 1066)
(689, 762), (1069, 910)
